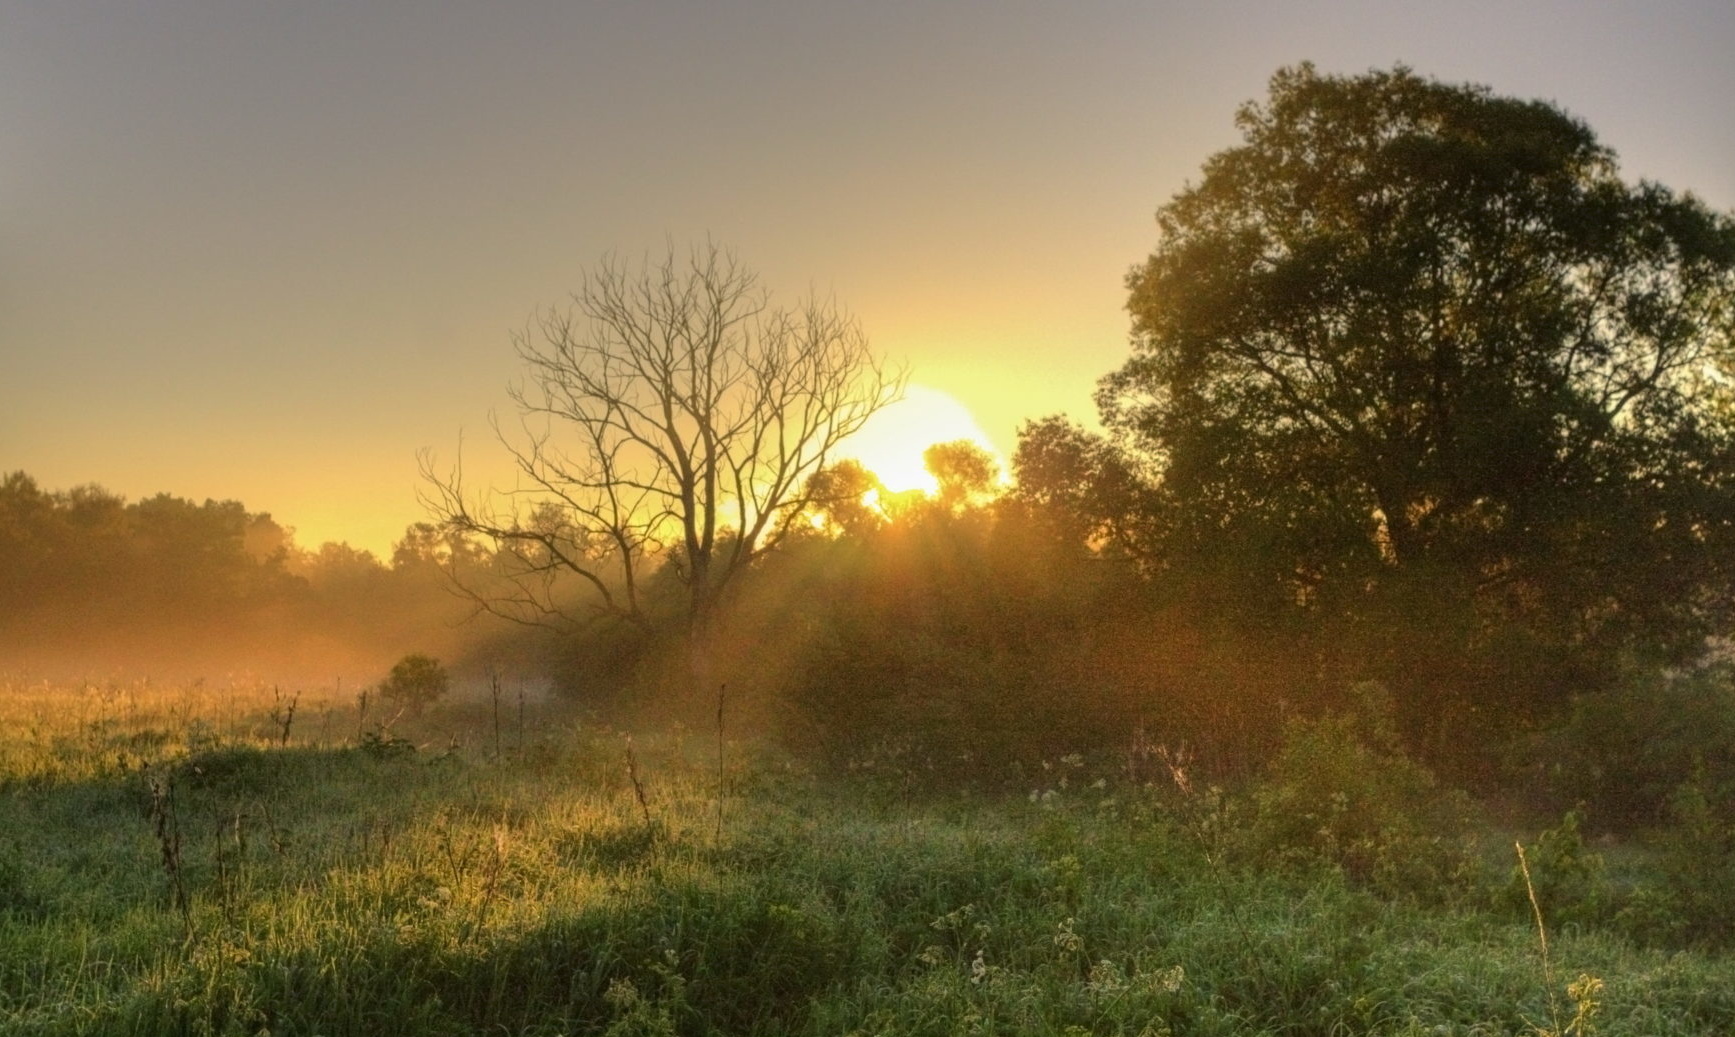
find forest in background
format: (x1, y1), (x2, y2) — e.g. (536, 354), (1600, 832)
(0, 470), (504, 683)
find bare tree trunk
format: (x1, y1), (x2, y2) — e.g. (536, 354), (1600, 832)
(686, 584), (717, 713)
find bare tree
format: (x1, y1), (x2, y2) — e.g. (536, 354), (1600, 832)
(421, 243), (903, 694)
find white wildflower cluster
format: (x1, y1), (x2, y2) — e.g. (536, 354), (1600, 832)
(968, 948), (1000, 985)
(1153, 964), (1185, 994)
(929, 903), (977, 932)
(1086, 959), (1127, 997)
(1032, 753), (1093, 800)
(1085, 960), (1186, 1001)
(1052, 916), (1084, 954)
(923, 903), (993, 979)
(603, 977), (641, 1012)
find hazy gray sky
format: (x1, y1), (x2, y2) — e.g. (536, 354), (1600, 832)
(5, 0), (1732, 553)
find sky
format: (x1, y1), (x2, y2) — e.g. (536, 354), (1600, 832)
(4, 0), (1733, 556)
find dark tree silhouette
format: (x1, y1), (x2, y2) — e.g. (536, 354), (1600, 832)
(378, 653), (450, 715)
(804, 459), (887, 536)
(922, 440), (999, 512)
(1010, 416), (1152, 561)
(1100, 64), (1735, 730)
(422, 243), (903, 701)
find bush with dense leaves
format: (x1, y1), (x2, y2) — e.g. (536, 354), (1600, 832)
(378, 653), (451, 715)
(1532, 664), (1735, 827)
(1241, 685), (1479, 899)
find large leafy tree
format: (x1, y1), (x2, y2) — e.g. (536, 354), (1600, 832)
(1102, 65), (1735, 727)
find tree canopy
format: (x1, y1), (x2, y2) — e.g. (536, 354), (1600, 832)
(1099, 64), (1735, 724)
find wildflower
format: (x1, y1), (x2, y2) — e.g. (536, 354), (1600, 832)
(1053, 917), (1084, 953)
(1086, 959), (1127, 997)
(603, 977), (640, 1011)
(1151, 964), (1184, 994)
(930, 903), (976, 931)
(969, 949), (991, 984)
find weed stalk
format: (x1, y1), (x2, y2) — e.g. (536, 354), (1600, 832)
(147, 771), (192, 937)
(270, 686), (299, 747)
(1517, 840), (1603, 1037)
(715, 681), (727, 844)
(625, 737), (655, 830)
(488, 665), (503, 758)
(468, 825), (509, 940)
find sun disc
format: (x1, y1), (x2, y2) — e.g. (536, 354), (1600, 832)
(840, 384), (1001, 495)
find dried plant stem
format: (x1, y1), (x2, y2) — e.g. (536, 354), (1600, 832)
(271, 686), (299, 747)
(488, 666), (503, 758)
(1517, 841), (1564, 1035)
(715, 682), (727, 843)
(147, 772), (192, 937)
(625, 737), (654, 829)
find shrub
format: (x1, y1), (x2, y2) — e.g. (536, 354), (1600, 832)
(1650, 774), (1735, 947)
(1242, 683), (1477, 899)
(1505, 809), (1610, 929)
(1534, 663), (1735, 827)
(378, 653), (450, 715)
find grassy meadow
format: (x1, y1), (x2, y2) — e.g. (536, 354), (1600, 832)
(2, 677), (1733, 1037)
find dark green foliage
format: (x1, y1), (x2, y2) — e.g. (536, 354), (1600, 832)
(1099, 63), (1735, 753)
(1009, 415), (1156, 565)
(1507, 810), (1611, 929)
(1642, 777), (1735, 947)
(0, 470), (525, 682)
(784, 506), (1151, 780)
(1534, 664), (1735, 827)
(1239, 687), (1479, 899)
(0, 473), (300, 620)
(379, 653), (451, 715)
(358, 728), (418, 760)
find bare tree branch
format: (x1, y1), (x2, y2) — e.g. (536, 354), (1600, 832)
(421, 242), (905, 679)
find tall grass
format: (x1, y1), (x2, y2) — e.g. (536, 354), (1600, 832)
(1, 677), (1732, 1035)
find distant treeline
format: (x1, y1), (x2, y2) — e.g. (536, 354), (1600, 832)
(0, 471), (508, 682)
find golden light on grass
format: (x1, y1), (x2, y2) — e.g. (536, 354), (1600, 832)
(839, 384), (1003, 495)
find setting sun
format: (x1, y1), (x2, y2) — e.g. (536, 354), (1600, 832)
(839, 384), (1004, 495)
